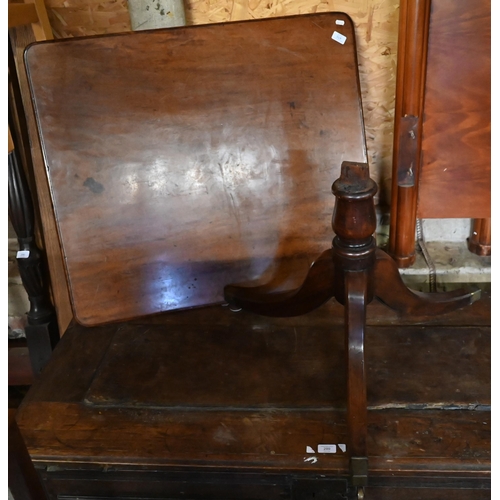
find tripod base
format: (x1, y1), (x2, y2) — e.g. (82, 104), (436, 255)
(223, 161), (480, 494)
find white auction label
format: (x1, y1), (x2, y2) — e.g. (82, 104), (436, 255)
(331, 31), (347, 45)
(16, 250), (30, 259)
(335, 19), (345, 25)
(318, 444), (337, 453)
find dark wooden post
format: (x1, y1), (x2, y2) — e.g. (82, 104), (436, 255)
(331, 162), (376, 494)
(8, 126), (59, 376)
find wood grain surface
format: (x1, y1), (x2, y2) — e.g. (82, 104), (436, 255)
(417, 0), (490, 218)
(17, 303), (490, 473)
(16, 293), (490, 495)
(82, 322), (489, 409)
(25, 13), (367, 326)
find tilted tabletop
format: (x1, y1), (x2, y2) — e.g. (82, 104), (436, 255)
(25, 13), (367, 326)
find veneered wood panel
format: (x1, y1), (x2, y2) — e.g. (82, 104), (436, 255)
(85, 323), (490, 409)
(25, 14), (367, 326)
(417, 0), (490, 219)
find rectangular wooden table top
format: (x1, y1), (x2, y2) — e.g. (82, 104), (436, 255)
(25, 13), (367, 326)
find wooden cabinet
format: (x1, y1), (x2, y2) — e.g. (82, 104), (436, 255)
(388, 0), (491, 265)
(17, 298), (491, 499)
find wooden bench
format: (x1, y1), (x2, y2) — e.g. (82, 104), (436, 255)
(16, 13), (490, 499)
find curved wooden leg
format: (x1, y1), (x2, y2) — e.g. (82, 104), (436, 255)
(373, 249), (481, 316)
(223, 248), (335, 317)
(344, 270), (368, 495)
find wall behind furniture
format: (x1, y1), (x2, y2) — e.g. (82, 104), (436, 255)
(43, 0), (399, 206)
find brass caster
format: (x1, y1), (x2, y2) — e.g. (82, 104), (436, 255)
(357, 487), (365, 500)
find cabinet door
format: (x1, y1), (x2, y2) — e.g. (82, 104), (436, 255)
(389, 0), (490, 266)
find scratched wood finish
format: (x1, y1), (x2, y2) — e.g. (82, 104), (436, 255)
(16, 304), (490, 496)
(19, 290), (490, 406)
(83, 322), (489, 409)
(417, 0), (490, 218)
(25, 13), (367, 326)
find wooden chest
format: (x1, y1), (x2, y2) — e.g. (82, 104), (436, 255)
(17, 291), (490, 499)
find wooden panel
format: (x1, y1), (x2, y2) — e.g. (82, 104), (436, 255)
(388, 0), (491, 266)
(368, 486), (491, 499)
(35, 466), (491, 500)
(35, 468), (491, 500)
(17, 303), (490, 469)
(417, 0), (490, 219)
(25, 14), (367, 326)
(19, 286), (491, 406)
(18, 318), (490, 477)
(16, 297), (490, 493)
(83, 322), (490, 409)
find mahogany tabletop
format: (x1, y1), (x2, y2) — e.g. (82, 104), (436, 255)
(25, 13), (367, 326)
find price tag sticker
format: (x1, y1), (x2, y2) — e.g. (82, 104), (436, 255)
(331, 31), (347, 45)
(318, 444), (337, 454)
(335, 19), (345, 25)
(16, 250), (30, 259)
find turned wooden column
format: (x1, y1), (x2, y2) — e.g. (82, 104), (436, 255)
(8, 125), (59, 376)
(388, 0), (431, 267)
(331, 161), (377, 493)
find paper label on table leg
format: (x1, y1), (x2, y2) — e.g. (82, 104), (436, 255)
(16, 250), (30, 259)
(335, 20), (345, 25)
